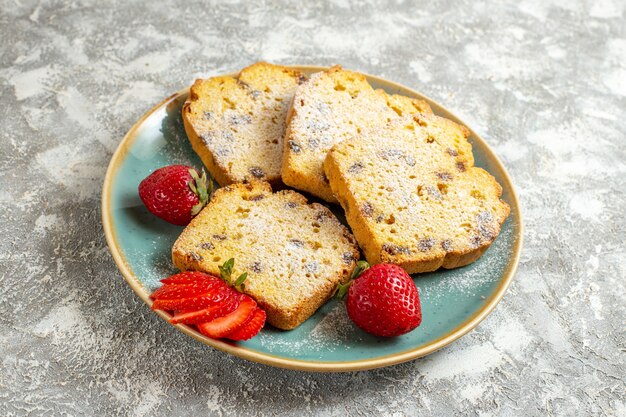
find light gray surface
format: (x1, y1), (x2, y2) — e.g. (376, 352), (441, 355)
(1, 0), (625, 415)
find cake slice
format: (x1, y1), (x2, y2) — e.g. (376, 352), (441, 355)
(282, 66), (433, 202)
(183, 62), (307, 187)
(324, 113), (510, 274)
(172, 181), (360, 330)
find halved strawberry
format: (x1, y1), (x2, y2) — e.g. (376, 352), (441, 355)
(160, 271), (222, 285)
(225, 308), (266, 341)
(197, 295), (257, 339)
(151, 285), (233, 311)
(170, 294), (241, 325)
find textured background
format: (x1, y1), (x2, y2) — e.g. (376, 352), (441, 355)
(1, 0), (625, 415)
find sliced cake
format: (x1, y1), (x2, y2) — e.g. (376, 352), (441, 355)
(183, 62), (307, 187)
(282, 66), (433, 202)
(172, 181), (360, 330)
(324, 113), (510, 274)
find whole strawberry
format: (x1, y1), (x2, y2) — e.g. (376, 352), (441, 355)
(344, 263), (422, 337)
(138, 165), (212, 226)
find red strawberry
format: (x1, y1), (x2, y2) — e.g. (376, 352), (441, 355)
(149, 262), (266, 341)
(150, 281), (224, 300)
(170, 294), (241, 325)
(345, 263), (422, 337)
(138, 165), (212, 226)
(151, 285), (233, 312)
(225, 308), (266, 341)
(151, 272), (232, 311)
(197, 295), (257, 339)
(159, 271), (217, 285)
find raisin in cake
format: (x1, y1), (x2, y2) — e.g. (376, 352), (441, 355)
(282, 66), (432, 202)
(183, 62), (307, 187)
(324, 113), (510, 274)
(172, 181), (360, 329)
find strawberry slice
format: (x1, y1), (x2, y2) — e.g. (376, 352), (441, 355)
(197, 295), (257, 339)
(160, 271), (222, 285)
(225, 308), (266, 341)
(151, 285), (234, 311)
(170, 294), (241, 325)
(150, 281), (222, 300)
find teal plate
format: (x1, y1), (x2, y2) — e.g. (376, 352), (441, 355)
(102, 66), (522, 372)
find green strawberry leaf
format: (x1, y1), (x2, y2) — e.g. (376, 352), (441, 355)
(334, 281), (352, 300)
(350, 260), (370, 280)
(234, 272), (248, 292)
(334, 261), (370, 300)
(235, 272), (248, 287)
(188, 168), (213, 217)
(191, 201), (204, 216)
(218, 258), (235, 282)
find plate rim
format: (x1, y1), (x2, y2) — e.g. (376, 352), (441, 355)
(101, 65), (523, 372)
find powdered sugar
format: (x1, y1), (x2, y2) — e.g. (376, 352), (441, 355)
(419, 222), (514, 300)
(255, 301), (362, 356)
